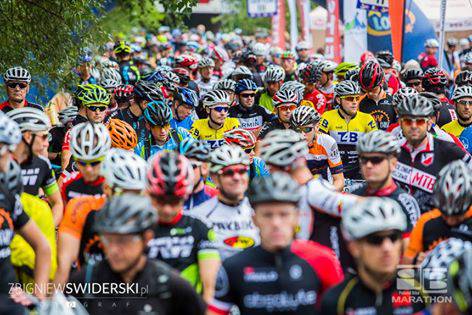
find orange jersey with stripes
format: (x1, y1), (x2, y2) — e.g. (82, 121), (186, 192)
(306, 133), (343, 180)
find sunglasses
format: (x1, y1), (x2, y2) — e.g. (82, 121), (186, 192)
(407, 81), (422, 87)
(211, 106), (229, 113)
(191, 161), (202, 169)
(340, 95), (361, 102)
(240, 93), (255, 99)
(6, 82), (28, 89)
(298, 126), (314, 133)
(278, 104), (297, 111)
(34, 133), (49, 141)
(401, 117), (428, 127)
(219, 165), (248, 177)
(87, 105), (107, 112)
(364, 231), (402, 246)
(359, 155), (387, 165)
(458, 100), (472, 106)
(75, 159), (103, 167)
(244, 147), (254, 154)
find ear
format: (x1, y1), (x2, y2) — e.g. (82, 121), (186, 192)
(205, 107), (210, 114)
(427, 118), (433, 131)
(143, 229), (154, 244)
(347, 240), (361, 259)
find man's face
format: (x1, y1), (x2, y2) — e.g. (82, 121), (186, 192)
(215, 165), (249, 200)
(238, 90), (256, 108)
(256, 56), (265, 65)
(456, 97), (472, 121)
(320, 71), (334, 86)
(400, 116), (431, 146)
(266, 81), (281, 96)
(101, 233), (146, 273)
(366, 85), (381, 99)
(282, 59), (295, 73)
(199, 66), (214, 80)
(75, 159), (103, 182)
(85, 104), (107, 123)
(150, 196), (184, 223)
(190, 159), (203, 187)
(31, 131), (49, 157)
(207, 105), (229, 125)
(406, 80), (423, 92)
(253, 202), (299, 251)
(174, 101), (194, 120)
(276, 104), (297, 123)
(359, 153), (395, 185)
(426, 47), (438, 55)
(6, 81), (29, 103)
(338, 95), (361, 116)
(150, 124), (171, 143)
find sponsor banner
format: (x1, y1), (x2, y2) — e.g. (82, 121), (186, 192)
(392, 162), (436, 193)
(357, 0), (389, 12)
(344, 0), (368, 63)
(388, 0), (405, 61)
(297, 0), (312, 44)
(325, 0), (342, 63)
(271, 0), (286, 48)
(247, 0), (278, 18)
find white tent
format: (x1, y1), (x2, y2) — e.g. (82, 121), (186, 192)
(413, 0), (472, 31)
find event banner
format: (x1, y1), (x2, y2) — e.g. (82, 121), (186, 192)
(271, 0), (286, 48)
(343, 0), (368, 63)
(325, 0), (342, 62)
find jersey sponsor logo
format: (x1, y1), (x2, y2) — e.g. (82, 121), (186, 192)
(370, 109), (390, 130)
(289, 265), (302, 280)
(21, 168), (40, 186)
(148, 235), (196, 259)
(243, 290), (317, 311)
(67, 191), (102, 200)
(331, 131), (361, 145)
(211, 219), (255, 231)
(243, 267), (278, 282)
(206, 139), (225, 149)
(238, 116), (263, 130)
(420, 153), (434, 167)
(223, 236), (255, 249)
(392, 162), (436, 193)
(346, 307), (376, 315)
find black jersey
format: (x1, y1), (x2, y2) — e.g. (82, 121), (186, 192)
(20, 156), (57, 196)
(48, 126), (67, 166)
(436, 101), (456, 127)
(229, 103), (275, 131)
(60, 172), (104, 203)
(258, 119), (288, 139)
(359, 92), (397, 131)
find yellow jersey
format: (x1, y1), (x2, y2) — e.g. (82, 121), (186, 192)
(190, 118), (240, 149)
(441, 120), (468, 137)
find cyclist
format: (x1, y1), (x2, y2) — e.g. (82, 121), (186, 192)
(422, 67), (456, 127)
(455, 69), (472, 87)
(191, 144), (260, 261)
(137, 100), (190, 159)
(223, 128), (269, 180)
(7, 108), (63, 226)
(195, 57), (217, 98)
(299, 62), (328, 114)
(190, 90), (240, 149)
(321, 197), (427, 314)
(113, 84), (134, 110)
(48, 106), (78, 169)
(61, 122), (110, 204)
(319, 80), (377, 182)
(295, 41), (312, 64)
(106, 118), (137, 151)
(56, 148), (147, 285)
(334, 62), (357, 82)
(146, 151), (220, 302)
(358, 60), (397, 131)
(258, 89), (299, 139)
(210, 46), (230, 79)
(113, 41), (140, 84)
(314, 60), (337, 107)
(442, 85), (472, 136)
(290, 106), (344, 191)
(170, 87), (198, 130)
(1, 67), (42, 113)
(255, 64), (285, 112)
(68, 194), (205, 315)
(253, 43), (267, 74)
(229, 79), (274, 132)
(392, 95), (471, 213)
(418, 38), (440, 70)
(177, 138), (217, 211)
(353, 130), (421, 234)
(375, 50), (401, 94)
(447, 248), (472, 314)
(401, 67), (424, 92)
(208, 172), (344, 315)
(281, 51), (297, 82)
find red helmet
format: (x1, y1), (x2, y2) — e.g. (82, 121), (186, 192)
(113, 84), (134, 102)
(147, 151), (194, 200)
(224, 128), (257, 149)
(360, 51), (375, 65)
(175, 54), (199, 70)
(422, 67), (449, 91)
(359, 60), (385, 91)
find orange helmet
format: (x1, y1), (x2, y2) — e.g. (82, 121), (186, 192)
(107, 119), (138, 150)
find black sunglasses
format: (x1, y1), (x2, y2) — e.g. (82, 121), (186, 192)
(87, 106), (107, 112)
(6, 82), (28, 89)
(364, 231), (402, 246)
(240, 93), (255, 98)
(359, 155), (387, 165)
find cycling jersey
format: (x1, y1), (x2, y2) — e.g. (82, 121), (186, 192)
(147, 212), (219, 292)
(209, 240), (344, 314)
(249, 157), (270, 180)
(306, 133), (343, 180)
(303, 89), (327, 114)
(69, 259), (206, 315)
(195, 77), (218, 99)
(118, 60), (140, 84)
(436, 101), (457, 127)
(385, 71), (401, 95)
(184, 184), (218, 211)
(321, 273), (427, 315)
(48, 126), (67, 166)
(319, 109), (378, 179)
(359, 91), (397, 130)
(0, 100), (43, 113)
(58, 195), (106, 267)
(136, 127), (190, 160)
(405, 207), (472, 261)
(190, 118), (240, 149)
(228, 103), (275, 131)
(190, 197), (260, 261)
(170, 114), (195, 131)
(61, 172), (104, 204)
(258, 118), (289, 139)
(255, 89), (275, 112)
(317, 84), (334, 110)
(392, 134), (471, 213)
(19, 156), (58, 196)
(460, 125), (472, 154)
(442, 119), (472, 137)
(418, 52), (438, 70)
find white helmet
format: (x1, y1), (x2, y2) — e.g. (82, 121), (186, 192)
(209, 144), (250, 174)
(253, 43), (267, 56)
(7, 108), (51, 132)
(260, 129), (308, 167)
(99, 68), (122, 89)
(263, 65), (285, 83)
(4, 66), (31, 83)
(231, 66), (253, 80)
(452, 85), (472, 102)
(357, 130), (400, 155)
(0, 114), (22, 150)
(280, 81), (305, 101)
(392, 87), (418, 107)
(211, 46), (229, 62)
(69, 122), (111, 160)
(425, 38), (440, 48)
(342, 197), (407, 241)
(101, 148), (147, 190)
(203, 90), (231, 108)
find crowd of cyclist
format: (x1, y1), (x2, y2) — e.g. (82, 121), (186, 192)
(1, 26), (472, 314)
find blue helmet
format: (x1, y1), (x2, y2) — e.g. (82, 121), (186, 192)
(141, 71), (165, 83)
(235, 79), (257, 94)
(460, 126), (472, 155)
(175, 87), (198, 108)
(177, 137), (211, 161)
(144, 101), (173, 126)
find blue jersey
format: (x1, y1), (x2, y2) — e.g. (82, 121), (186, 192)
(249, 157), (270, 179)
(460, 126), (472, 154)
(170, 114), (195, 131)
(136, 127), (191, 160)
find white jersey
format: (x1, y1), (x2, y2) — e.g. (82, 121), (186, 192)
(195, 77), (218, 99)
(189, 197), (260, 261)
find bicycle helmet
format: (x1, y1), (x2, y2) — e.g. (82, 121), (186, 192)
(0, 159), (22, 195)
(260, 129), (308, 167)
(211, 46), (229, 62)
(209, 144), (250, 174)
(3, 66), (31, 83)
(175, 87), (198, 108)
(0, 114), (22, 149)
(425, 38), (440, 48)
(37, 292), (88, 315)
(7, 108), (51, 132)
(295, 41), (311, 51)
(401, 68), (424, 82)
(99, 68), (122, 89)
(422, 67), (449, 92)
(397, 95), (434, 117)
(290, 106), (321, 127)
(224, 128), (257, 149)
(334, 80), (361, 98)
(143, 100), (172, 127)
(448, 248), (472, 313)
(342, 197), (407, 241)
(452, 85), (472, 102)
(198, 57), (215, 68)
(95, 194), (156, 234)
(455, 70), (472, 87)
(252, 43), (267, 56)
(434, 160), (472, 216)
(263, 65), (285, 83)
(273, 89), (299, 107)
(79, 84), (110, 106)
(235, 79), (257, 94)
(360, 51), (375, 64)
(177, 137), (211, 162)
(113, 84), (134, 102)
(69, 122), (111, 160)
(173, 68), (191, 85)
(299, 62), (317, 83)
(464, 52), (472, 65)
(113, 41), (131, 55)
(312, 60), (337, 83)
(334, 62), (357, 78)
(203, 90), (231, 108)
(107, 119), (137, 150)
(359, 60), (385, 91)
(392, 87), (418, 107)
(269, 47), (283, 58)
(213, 79), (237, 92)
(248, 172), (302, 206)
(281, 51), (296, 60)
(175, 54), (199, 70)
(134, 80), (165, 102)
(357, 130), (400, 155)
(279, 81), (305, 101)
(231, 66), (253, 80)
(58, 106), (79, 125)
(344, 68), (360, 82)
(419, 92), (443, 113)
(375, 50), (394, 68)
(147, 151), (194, 199)
(101, 148), (147, 191)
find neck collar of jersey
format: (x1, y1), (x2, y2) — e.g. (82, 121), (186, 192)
(337, 108), (357, 120)
(82, 175), (105, 186)
(260, 242), (292, 258)
(401, 133), (434, 155)
(366, 181), (397, 197)
(159, 209), (183, 225)
(218, 196), (244, 207)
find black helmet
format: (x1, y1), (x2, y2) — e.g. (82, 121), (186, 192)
(248, 172), (302, 206)
(455, 70), (472, 87)
(94, 194), (157, 234)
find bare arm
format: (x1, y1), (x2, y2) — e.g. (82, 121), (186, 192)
(331, 173), (345, 192)
(199, 258), (220, 304)
(61, 149), (71, 172)
(54, 232), (80, 286)
(47, 190), (64, 226)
